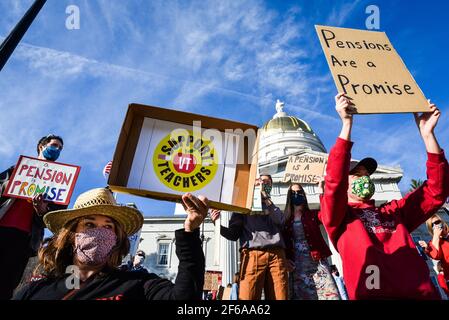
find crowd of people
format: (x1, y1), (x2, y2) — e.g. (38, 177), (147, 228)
(0, 93), (448, 300)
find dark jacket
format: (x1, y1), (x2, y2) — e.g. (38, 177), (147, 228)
(13, 229), (205, 300)
(220, 204), (287, 250)
(282, 209), (332, 262)
(0, 166), (67, 255)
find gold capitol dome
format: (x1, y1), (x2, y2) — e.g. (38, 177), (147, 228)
(259, 99), (326, 156)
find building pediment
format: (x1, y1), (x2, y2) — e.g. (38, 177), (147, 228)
(259, 149), (403, 181)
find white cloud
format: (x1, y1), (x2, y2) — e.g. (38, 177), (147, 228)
(326, 0), (362, 26)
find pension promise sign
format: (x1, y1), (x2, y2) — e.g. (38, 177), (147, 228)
(283, 154), (326, 184)
(315, 25), (429, 114)
(4, 156), (80, 205)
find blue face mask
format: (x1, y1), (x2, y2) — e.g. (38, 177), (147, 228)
(291, 193), (306, 206)
(42, 145), (61, 161)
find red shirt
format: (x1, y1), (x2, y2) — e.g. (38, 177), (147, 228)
(321, 138), (449, 300)
(426, 238), (449, 281)
(0, 198), (35, 233)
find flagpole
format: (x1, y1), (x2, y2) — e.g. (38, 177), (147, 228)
(0, 0), (47, 72)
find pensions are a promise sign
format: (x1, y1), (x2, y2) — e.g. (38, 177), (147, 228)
(4, 156), (80, 205)
(315, 25), (429, 114)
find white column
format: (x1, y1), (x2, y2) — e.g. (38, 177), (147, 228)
(219, 211), (238, 285)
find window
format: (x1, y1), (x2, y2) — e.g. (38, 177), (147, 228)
(157, 243), (169, 266)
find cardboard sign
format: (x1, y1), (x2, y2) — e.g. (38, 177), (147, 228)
(315, 25), (429, 114)
(108, 103), (259, 213)
(283, 155), (326, 184)
(203, 270), (222, 291)
(3, 156), (80, 205)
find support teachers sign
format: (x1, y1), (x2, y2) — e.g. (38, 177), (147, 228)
(315, 25), (429, 114)
(108, 103), (259, 213)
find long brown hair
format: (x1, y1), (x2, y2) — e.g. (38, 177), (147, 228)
(284, 183), (310, 222)
(34, 216), (130, 278)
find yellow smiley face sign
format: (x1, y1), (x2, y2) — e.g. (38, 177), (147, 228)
(153, 130), (218, 192)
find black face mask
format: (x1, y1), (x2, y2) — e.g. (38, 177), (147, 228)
(291, 193), (306, 206)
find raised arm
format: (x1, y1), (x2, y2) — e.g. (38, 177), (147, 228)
(144, 193), (207, 300)
(320, 93), (355, 247)
(210, 209), (244, 241)
(387, 103), (449, 231)
(262, 197), (286, 226)
(415, 101), (442, 154)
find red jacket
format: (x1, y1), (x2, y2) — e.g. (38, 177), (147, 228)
(437, 273), (449, 297)
(426, 238), (449, 281)
(283, 209), (332, 262)
(321, 138), (449, 300)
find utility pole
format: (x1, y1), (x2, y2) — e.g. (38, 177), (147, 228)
(0, 0), (47, 72)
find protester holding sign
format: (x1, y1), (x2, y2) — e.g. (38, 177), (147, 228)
(0, 134), (66, 300)
(210, 175), (290, 300)
(320, 93), (449, 299)
(282, 183), (340, 300)
(13, 188), (208, 300)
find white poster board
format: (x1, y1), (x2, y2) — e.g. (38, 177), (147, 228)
(127, 118), (240, 204)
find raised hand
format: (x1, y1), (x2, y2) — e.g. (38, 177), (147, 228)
(414, 100), (441, 137)
(335, 92), (355, 141)
(418, 240), (428, 249)
(413, 100), (442, 154)
(209, 209), (221, 225)
(335, 92), (356, 123)
(181, 193), (209, 232)
(32, 193), (48, 216)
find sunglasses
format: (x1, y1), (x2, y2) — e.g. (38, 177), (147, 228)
(432, 220), (442, 226)
(136, 253), (145, 257)
(291, 190), (305, 195)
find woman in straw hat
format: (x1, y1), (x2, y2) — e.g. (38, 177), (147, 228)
(13, 187), (208, 300)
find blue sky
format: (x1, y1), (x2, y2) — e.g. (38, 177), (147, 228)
(1, 0), (448, 223)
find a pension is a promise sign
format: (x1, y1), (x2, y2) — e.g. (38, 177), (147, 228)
(4, 156), (80, 205)
(315, 25), (429, 114)
(283, 155), (326, 184)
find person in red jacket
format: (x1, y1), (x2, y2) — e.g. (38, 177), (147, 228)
(419, 214), (449, 282)
(320, 92), (449, 300)
(283, 183), (340, 300)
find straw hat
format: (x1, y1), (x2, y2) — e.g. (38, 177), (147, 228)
(44, 188), (144, 236)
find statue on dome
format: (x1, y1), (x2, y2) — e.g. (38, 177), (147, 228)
(275, 99), (284, 114)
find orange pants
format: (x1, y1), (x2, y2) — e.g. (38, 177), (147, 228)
(238, 247), (288, 300)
